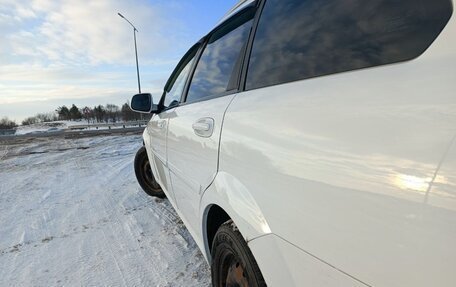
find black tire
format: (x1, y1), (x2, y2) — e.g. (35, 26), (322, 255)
(134, 146), (166, 198)
(211, 220), (267, 287)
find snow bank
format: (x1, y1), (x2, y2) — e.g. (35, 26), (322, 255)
(14, 121), (84, 135)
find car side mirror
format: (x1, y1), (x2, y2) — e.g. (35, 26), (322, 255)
(130, 93), (159, 113)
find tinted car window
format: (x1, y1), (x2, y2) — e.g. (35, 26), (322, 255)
(163, 46), (198, 108)
(186, 9), (255, 103)
(246, 0), (453, 90)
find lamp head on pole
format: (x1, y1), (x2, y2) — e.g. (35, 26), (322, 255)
(118, 12), (138, 32)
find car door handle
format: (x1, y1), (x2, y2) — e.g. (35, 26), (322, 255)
(192, 122), (210, 131)
(192, 118), (214, 138)
(157, 120), (166, 129)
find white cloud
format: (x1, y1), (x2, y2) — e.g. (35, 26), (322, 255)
(1, 0), (189, 67)
(0, 0), (189, 117)
(0, 63), (167, 105)
(0, 0), (234, 122)
(0, 84), (124, 105)
(15, 6), (37, 19)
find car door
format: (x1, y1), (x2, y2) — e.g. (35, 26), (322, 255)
(166, 6), (257, 235)
(146, 45), (200, 200)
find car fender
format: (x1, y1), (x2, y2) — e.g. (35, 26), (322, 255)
(200, 171), (272, 260)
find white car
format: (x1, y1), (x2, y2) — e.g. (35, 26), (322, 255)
(131, 0), (456, 286)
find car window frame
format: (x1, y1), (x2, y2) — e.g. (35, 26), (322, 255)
(158, 43), (201, 112)
(178, 2), (260, 107)
(239, 0), (266, 92)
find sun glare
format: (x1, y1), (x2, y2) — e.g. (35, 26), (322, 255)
(394, 174), (431, 192)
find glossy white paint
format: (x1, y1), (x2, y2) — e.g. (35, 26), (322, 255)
(146, 112), (173, 197)
(140, 1), (456, 285)
(199, 171), (272, 259)
(249, 234), (367, 286)
(167, 95), (235, 236)
(217, 11), (456, 287)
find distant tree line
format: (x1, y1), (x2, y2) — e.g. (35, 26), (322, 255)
(19, 102), (148, 126)
(22, 112), (58, 126)
(0, 117), (18, 130)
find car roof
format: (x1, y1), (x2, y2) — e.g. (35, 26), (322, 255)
(217, 0), (256, 25)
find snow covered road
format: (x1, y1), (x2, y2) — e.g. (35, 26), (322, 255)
(0, 135), (210, 286)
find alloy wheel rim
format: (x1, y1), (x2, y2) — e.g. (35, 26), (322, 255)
(221, 253), (249, 287)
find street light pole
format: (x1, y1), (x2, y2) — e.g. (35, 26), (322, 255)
(118, 12), (141, 94)
(133, 30), (141, 93)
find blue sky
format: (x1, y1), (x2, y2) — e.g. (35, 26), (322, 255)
(0, 0), (238, 122)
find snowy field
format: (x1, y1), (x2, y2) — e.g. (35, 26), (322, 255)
(0, 135), (210, 286)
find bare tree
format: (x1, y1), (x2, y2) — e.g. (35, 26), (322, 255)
(93, 105), (106, 123)
(0, 117), (18, 129)
(105, 104), (120, 123)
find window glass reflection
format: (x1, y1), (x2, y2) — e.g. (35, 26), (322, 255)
(163, 48), (198, 108)
(246, 0), (453, 90)
(186, 15), (254, 103)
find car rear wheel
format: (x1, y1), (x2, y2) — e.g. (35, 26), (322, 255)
(211, 220), (266, 287)
(134, 146), (166, 198)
